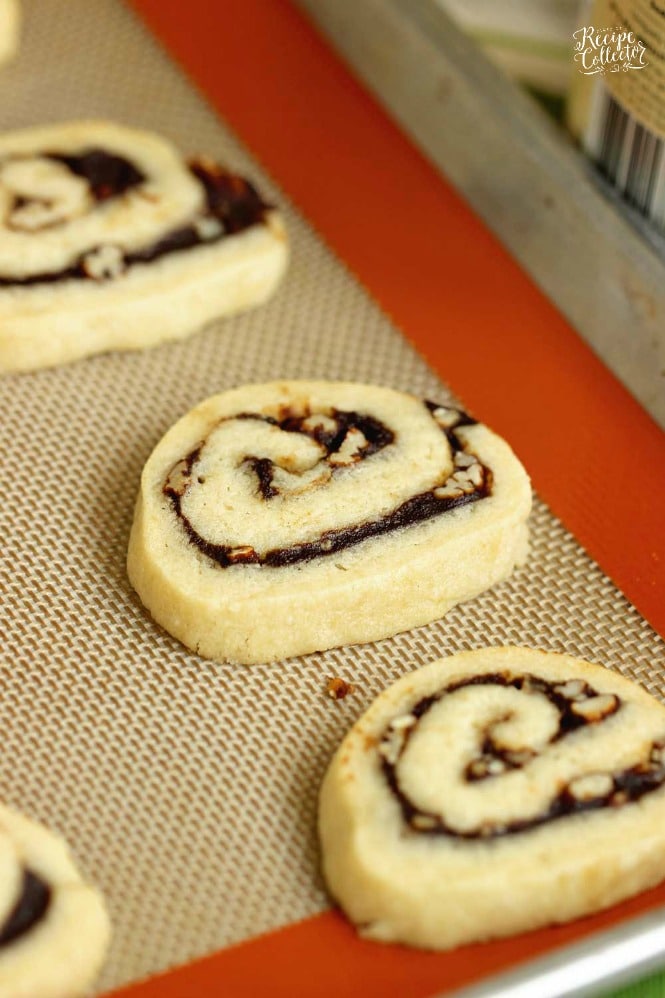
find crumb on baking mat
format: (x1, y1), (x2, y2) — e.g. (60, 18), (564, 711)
(326, 676), (355, 700)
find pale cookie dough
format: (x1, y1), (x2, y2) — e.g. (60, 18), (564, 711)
(319, 647), (665, 950)
(0, 0), (19, 66)
(127, 381), (531, 664)
(0, 120), (288, 371)
(0, 804), (110, 997)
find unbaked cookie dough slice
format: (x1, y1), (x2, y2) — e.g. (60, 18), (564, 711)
(0, 0), (19, 66)
(0, 804), (110, 996)
(319, 647), (665, 950)
(0, 120), (288, 371)
(127, 381), (531, 664)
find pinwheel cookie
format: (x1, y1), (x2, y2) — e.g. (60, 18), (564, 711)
(0, 803), (110, 996)
(127, 381), (531, 664)
(319, 647), (665, 950)
(0, 0), (18, 65)
(0, 120), (287, 371)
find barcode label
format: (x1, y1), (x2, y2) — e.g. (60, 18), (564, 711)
(583, 80), (665, 229)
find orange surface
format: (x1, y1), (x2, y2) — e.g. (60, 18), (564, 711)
(117, 0), (665, 994)
(109, 883), (665, 998)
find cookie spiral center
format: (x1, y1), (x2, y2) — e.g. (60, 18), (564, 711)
(1, 157), (93, 231)
(0, 144), (272, 286)
(380, 672), (665, 838)
(165, 403), (491, 567)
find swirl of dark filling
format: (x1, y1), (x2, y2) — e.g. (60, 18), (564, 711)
(0, 150), (272, 287)
(379, 671), (665, 839)
(0, 869), (51, 947)
(163, 402), (491, 568)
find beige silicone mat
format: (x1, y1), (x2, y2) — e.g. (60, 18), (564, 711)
(1, 1), (664, 994)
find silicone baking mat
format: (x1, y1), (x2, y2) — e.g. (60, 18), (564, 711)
(1, 1), (665, 995)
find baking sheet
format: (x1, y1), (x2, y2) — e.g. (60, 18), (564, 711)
(0, 1), (664, 994)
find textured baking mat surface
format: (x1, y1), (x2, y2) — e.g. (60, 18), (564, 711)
(0, 1), (664, 994)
